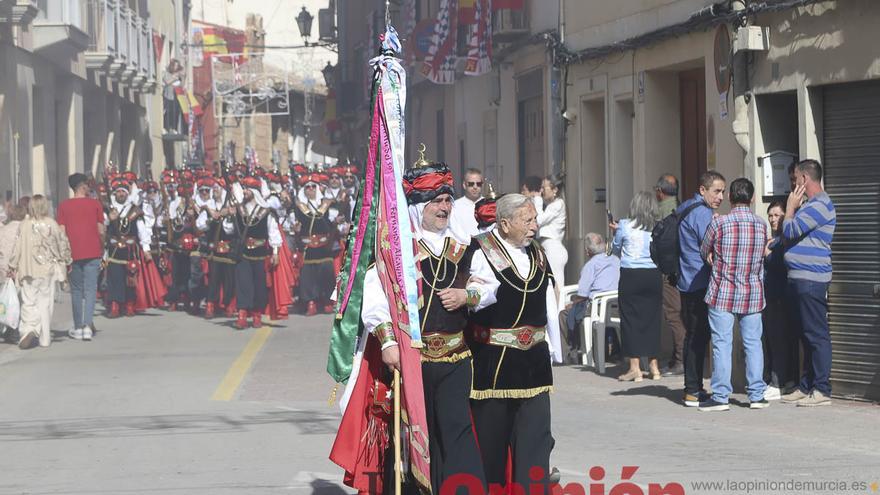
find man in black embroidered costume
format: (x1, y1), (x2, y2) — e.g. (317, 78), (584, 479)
(292, 172), (338, 316)
(360, 157), (494, 493)
(231, 176), (282, 329)
(104, 177), (153, 318)
(196, 177), (237, 319)
(468, 192), (558, 490)
(163, 178), (198, 312)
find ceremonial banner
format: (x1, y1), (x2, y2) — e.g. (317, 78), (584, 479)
(465, 0), (493, 76)
(421, 0), (458, 84)
(329, 27), (432, 494)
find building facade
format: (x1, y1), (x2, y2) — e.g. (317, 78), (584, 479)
(562, 0), (880, 400)
(0, 0), (188, 202)
(335, 0), (880, 400)
(193, 0), (337, 170)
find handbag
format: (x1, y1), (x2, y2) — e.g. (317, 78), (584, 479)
(0, 279), (21, 329)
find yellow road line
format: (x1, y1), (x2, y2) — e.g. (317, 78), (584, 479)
(212, 326), (272, 401)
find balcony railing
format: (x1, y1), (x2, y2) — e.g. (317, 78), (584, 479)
(36, 0), (83, 29)
(492, 7), (529, 43)
(0, 0), (39, 25)
(83, 0), (155, 92)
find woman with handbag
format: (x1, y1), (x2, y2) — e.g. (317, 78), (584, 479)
(8, 195), (72, 349)
(1, 205), (26, 338)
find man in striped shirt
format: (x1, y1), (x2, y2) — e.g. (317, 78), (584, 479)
(697, 178), (768, 411)
(781, 159), (836, 407)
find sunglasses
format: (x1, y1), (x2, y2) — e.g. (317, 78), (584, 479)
(466, 181), (483, 187)
(304, 184), (317, 189)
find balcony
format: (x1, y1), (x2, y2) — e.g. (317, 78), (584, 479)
(492, 7), (529, 43)
(33, 0), (90, 53)
(83, 0), (155, 93)
(0, 0), (39, 25)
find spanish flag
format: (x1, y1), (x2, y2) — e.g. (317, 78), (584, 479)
(174, 86), (202, 123)
(201, 27), (228, 56)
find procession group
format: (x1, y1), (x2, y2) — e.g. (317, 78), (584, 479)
(93, 162), (360, 329)
(329, 153), (561, 495)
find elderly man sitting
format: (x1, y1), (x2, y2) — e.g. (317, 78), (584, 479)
(558, 232), (620, 364)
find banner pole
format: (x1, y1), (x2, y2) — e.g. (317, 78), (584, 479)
(393, 368), (402, 495)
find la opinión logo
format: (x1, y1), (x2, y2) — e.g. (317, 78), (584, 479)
(439, 466), (685, 495)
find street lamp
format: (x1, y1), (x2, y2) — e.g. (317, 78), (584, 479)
(296, 6), (314, 45)
(321, 61), (336, 89)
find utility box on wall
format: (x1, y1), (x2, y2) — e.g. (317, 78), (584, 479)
(759, 150), (798, 196)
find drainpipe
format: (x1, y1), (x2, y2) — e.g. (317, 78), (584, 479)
(731, 1), (750, 171)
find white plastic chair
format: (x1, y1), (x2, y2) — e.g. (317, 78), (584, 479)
(586, 290), (621, 372)
(558, 286), (620, 369)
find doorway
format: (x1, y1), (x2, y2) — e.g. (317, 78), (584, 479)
(679, 68), (706, 198)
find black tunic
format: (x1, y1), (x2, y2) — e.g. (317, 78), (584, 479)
(293, 201), (336, 261)
(236, 207), (271, 260)
(468, 232), (554, 399)
(107, 206), (144, 263)
(417, 238), (477, 362)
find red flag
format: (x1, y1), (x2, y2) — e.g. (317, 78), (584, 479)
(459, 0), (476, 24)
(493, 0), (524, 10)
(153, 31), (165, 64)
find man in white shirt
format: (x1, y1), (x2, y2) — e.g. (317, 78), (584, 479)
(450, 168), (484, 240)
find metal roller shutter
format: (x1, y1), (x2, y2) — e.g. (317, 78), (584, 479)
(822, 80), (880, 401)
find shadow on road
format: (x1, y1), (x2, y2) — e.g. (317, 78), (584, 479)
(609, 384), (682, 405)
(310, 479), (350, 495)
(0, 409), (340, 441)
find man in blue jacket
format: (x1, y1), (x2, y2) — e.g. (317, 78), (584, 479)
(677, 171), (726, 406)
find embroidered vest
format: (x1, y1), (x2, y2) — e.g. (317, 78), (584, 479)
(468, 232), (554, 399)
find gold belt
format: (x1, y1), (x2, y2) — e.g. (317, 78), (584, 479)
(485, 325), (546, 351)
(421, 331), (469, 361)
(109, 236), (137, 248)
(246, 237), (266, 249)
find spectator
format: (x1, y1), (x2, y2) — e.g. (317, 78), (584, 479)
(537, 174), (568, 291)
(450, 168), (484, 239)
(163, 59), (185, 133)
(655, 173), (687, 377)
(678, 171), (726, 406)
(0, 205), (26, 285)
(8, 195), (71, 349)
(697, 178), (768, 411)
(611, 192), (663, 382)
(520, 175), (542, 197)
(781, 159), (836, 407)
(762, 201), (798, 400)
(558, 233), (620, 364)
(57, 173), (106, 341)
(520, 175), (543, 212)
(0, 205), (26, 342)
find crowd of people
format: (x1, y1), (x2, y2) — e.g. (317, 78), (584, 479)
(559, 160), (836, 410)
(0, 162), (367, 348)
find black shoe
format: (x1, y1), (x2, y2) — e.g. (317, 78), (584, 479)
(750, 399), (770, 409)
(698, 399), (730, 412)
(683, 390), (709, 407)
(661, 363), (684, 377)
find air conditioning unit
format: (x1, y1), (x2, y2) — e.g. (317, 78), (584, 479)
(492, 8), (528, 43)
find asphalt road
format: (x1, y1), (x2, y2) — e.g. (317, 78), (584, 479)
(1, 294), (878, 495)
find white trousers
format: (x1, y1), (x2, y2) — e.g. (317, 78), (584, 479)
(19, 276), (55, 347)
(541, 238), (568, 293)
